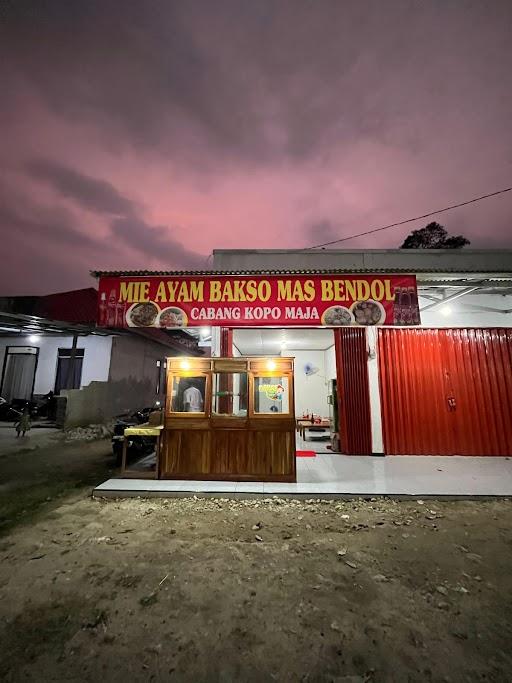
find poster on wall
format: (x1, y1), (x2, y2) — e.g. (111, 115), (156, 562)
(97, 274), (420, 328)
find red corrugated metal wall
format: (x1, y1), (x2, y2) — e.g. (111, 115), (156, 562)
(334, 328), (373, 454)
(378, 328), (512, 455)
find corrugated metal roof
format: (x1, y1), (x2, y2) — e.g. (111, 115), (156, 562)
(35, 288), (98, 324)
(91, 268), (512, 277)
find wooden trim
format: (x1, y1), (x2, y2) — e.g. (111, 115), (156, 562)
(167, 358), (212, 372)
(122, 470), (157, 480)
(160, 474), (296, 482)
(166, 371), (211, 418)
(212, 358), (248, 372)
(249, 359), (293, 373)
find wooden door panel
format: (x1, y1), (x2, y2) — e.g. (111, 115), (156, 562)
(210, 430), (248, 474)
(161, 430), (211, 475)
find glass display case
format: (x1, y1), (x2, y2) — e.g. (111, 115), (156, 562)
(211, 372), (248, 416)
(160, 357), (296, 481)
(170, 375), (207, 413)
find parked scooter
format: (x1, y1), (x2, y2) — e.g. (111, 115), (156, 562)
(0, 396), (44, 422)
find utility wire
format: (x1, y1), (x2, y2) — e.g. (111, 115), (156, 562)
(308, 185), (512, 249)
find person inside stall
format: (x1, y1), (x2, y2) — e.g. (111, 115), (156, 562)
(183, 381), (204, 413)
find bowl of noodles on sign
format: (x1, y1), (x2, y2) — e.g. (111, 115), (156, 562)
(351, 300), (386, 326)
(158, 306), (188, 328)
(126, 302), (159, 327)
(321, 306), (354, 326)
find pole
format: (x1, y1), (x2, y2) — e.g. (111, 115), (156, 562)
(65, 334), (79, 389)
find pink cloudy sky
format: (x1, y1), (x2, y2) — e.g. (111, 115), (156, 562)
(1, 0), (511, 295)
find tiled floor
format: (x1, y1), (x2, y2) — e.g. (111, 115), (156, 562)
(296, 433), (332, 454)
(94, 451), (512, 498)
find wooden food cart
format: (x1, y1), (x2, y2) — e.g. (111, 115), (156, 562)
(159, 356), (296, 481)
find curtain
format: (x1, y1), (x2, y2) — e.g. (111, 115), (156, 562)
(1, 353), (37, 402)
(55, 357), (83, 393)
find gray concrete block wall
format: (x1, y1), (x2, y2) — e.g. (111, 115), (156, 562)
(62, 334), (173, 427)
(62, 377), (155, 427)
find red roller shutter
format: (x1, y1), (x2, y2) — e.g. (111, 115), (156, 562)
(334, 328), (372, 455)
(378, 328), (512, 455)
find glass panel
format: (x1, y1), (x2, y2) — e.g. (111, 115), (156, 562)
(253, 376), (290, 414)
(170, 376), (206, 413)
(212, 373), (248, 416)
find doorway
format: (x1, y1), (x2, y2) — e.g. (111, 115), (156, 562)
(54, 347), (84, 393)
(1, 346), (38, 402)
(232, 326), (373, 458)
(233, 328), (335, 454)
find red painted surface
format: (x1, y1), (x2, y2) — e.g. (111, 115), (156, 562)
(97, 274), (419, 328)
(220, 328), (233, 357)
(37, 288), (97, 323)
(334, 328), (373, 455)
(378, 328), (512, 455)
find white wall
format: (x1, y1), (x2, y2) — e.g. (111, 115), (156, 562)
(324, 344), (336, 380)
(0, 335), (112, 396)
(419, 293), (512, 328)
(286, 348), (329, 418)
(366, 328), (384, 453)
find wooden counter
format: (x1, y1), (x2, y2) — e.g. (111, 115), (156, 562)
(160, 357), (296, 481)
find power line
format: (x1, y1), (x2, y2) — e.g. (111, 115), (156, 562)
(307, 185), (512, 249)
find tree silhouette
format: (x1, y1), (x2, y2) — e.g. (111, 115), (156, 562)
(400, 222), (470, 249)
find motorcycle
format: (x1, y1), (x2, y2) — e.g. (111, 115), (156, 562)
(0, 397), (40, 422)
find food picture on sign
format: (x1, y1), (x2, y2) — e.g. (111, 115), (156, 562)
(126, 302), (159, 327)
(351, 300), (385, 326)
(321, 306), (354, 326)
(158, 306), (188, 328)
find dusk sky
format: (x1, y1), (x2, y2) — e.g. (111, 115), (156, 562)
(1, 0), (511, 295)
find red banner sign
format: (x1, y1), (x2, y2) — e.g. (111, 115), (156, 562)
(97, 274), (420, 328)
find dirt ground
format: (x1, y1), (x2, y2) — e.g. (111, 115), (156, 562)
(0, 439), (511, 682)
(0, 434), (115, 534)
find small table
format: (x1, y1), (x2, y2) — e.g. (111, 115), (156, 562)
(122, 424), (164, 478)
(296, 419), (330, 440)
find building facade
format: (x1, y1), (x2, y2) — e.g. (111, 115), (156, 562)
(208, 249), (512, 456)
(0, 288), (203, 426)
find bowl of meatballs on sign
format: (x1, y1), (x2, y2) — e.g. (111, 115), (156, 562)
(321, 306), (354, 326)
(351, 300), (385, 325)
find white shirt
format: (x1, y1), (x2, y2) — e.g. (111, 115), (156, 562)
(183, 386), (203, 412)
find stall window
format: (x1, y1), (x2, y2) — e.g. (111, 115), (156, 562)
(212, 372), (248, 416)
(253, 376), (290, 414)
(170, 376), (206, 413)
